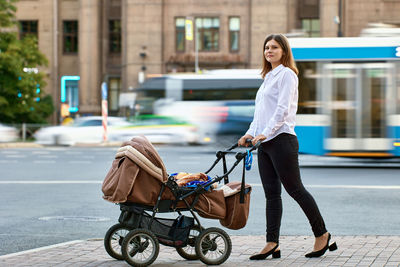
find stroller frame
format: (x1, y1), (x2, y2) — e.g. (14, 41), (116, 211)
(104, 141), (260, 266)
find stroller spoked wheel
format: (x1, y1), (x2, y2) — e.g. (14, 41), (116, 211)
(195, 227), (232, 265)
(121, 228), (159, 267)
(104, 223), (132, 260)
(176, 225), (204, 260)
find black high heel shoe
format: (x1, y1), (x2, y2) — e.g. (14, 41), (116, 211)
(305, 233), (337, 258)
(249, 244), (281, 260)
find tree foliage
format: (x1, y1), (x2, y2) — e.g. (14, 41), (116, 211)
(0, 0), (54, 123)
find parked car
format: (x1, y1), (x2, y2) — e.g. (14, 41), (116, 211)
(34, 115), (208, 146)
(0, 123), (19, 142)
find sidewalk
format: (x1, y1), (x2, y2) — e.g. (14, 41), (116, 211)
(1, 235), (399, 267)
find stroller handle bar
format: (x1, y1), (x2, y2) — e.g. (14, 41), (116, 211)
(227, 138), (262, 152)
(180, 139), (262, 201)
(203, 138), (261, 175)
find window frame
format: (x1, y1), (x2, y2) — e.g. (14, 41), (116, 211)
(175, 17), (186, 52)
(228, 16), (240, 53)
(63, 20), (79, 54)
(109, 19), (121, 54)
(19, 20), (38, 41)
(301, 18), (320, 37)
(195, 17), (220, 52)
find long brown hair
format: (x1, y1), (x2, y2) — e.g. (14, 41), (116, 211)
(261, 34), (298, 78)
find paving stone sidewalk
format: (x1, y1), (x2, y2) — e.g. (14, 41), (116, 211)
(1, 235), (399, 267)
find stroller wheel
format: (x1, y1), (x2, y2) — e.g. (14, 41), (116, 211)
(195, 227), (232, 265)
(122, 228), (159, 267)
(104, 223), (132, 260)
(176, 225), (204, 260)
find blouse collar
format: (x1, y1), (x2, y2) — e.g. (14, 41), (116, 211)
(270, 64), (284, 76)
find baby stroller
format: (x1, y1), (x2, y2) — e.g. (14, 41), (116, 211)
(102, 136), (259, 266)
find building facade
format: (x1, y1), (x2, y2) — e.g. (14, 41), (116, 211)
(13, 0), (400, 122)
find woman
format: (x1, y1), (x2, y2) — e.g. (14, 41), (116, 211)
(238, 34), (337, 260)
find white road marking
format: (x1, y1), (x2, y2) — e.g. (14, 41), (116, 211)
(5, 155), (26, 158)
(177, 161), (201, 165)
(0, 181), (102, 184)
(32, 151), (50, 155)
(68, 161), (92, 164)
(65, 151), (83, 155)
(33, 160), (56, 164)
(0, 181), (399, 189)
(249, 183), (400, 190)
(0, 160), (18, 164)
(180, 156), (202, 160)
(81, 155), (95, 159)
(38, 155), (58, 159)
(0, 151), (19, 154)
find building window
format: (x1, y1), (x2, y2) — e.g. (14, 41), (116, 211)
(63, 21), (78, 53)
(175, 17), (185, 52)
(229, 17), (240, 52)
(195, 17), (219, 51)
(109, 78), (121, 111)
(109, 20), (121, 53)
(19, 20), (38, 40)
(301, 18), (320, 37)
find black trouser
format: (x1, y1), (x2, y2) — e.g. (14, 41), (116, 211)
(257, 133), (327, 243)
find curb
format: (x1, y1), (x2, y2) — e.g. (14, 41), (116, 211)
(73, 142), (123, 147)
(0, 142), (43, 148)
(0, 240), (84, 259)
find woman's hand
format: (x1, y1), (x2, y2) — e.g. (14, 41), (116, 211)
(238, 134), (254, 147)
(252, 134), (266, 146)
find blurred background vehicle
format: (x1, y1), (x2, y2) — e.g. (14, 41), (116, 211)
(213, 100), (255, 146)
(110, 115), (211, 145)
(0, 123), (19, 143)
(33, 115), (208, 146)
(213, 100), (255, 135)
(154, 99), (255, 146)
(34, 116), (130, 145)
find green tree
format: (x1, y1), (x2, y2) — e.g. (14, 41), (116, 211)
(0, 0), (54, 123)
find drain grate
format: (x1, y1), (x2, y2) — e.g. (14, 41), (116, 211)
(38, 216), (110, 222)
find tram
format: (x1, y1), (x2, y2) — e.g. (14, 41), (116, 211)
(291, 37), (400, 157)
(138, 37), (400, 157)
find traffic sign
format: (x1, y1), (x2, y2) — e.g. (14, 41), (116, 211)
(101, 82), (108, 100)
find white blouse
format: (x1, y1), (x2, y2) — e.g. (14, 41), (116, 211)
(246, 64), (298, 142)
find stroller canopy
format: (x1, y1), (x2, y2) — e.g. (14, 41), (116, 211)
(115, 138), (167, 182)
(102, 136), (168, 203)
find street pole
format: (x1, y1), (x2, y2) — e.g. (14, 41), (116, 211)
(185, 17), (198, 73)
(101, 82), (108, 143)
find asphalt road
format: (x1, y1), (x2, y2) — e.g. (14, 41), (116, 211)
(0, 145), (399, 256)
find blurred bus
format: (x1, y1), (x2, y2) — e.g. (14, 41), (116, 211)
(138, 37), (400, 157)
(138, 69), (262, 101)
